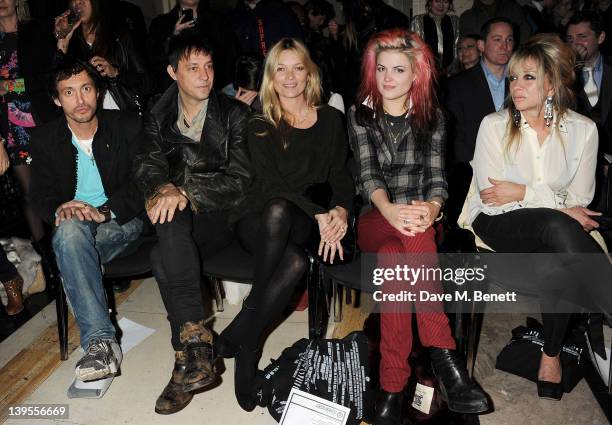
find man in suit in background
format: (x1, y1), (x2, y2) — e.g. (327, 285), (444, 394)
(445, 17), (515, 233)
(567, 11), (612, 214)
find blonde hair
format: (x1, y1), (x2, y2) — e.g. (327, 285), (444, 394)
(17, 0), (30, 22)
(504, 33), (575, 156)
(258, 38), (322, 132)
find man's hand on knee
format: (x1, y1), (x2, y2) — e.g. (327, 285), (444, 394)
(55, 200), (105, 226)
(146, 183), (189, 225)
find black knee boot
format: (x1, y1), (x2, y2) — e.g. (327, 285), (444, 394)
(429, 348), (489, 414)
(217, 300), (262, 411)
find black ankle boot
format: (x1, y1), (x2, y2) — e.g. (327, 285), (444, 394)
(429, 348), (489, 414)
(179, 320), (219, 392)
(374, 390), (404, 425)
(234, 346), (262, 412)
(155, 351), (194, 415)
(217, 300), (256, 359)
(215, 333), (238, 359)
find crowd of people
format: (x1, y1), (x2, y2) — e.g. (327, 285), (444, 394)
(0, 0), (611, 423)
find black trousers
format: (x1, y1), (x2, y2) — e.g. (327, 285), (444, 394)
(151, 208), (233, 350)
(473, 208), (610, 356)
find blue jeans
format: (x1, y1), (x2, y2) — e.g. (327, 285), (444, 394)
(53, 217), (143, 349)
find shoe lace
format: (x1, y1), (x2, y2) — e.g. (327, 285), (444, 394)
(87, 338), (111, 356)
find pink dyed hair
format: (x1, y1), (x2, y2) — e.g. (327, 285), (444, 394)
(357, 28), (438, 131)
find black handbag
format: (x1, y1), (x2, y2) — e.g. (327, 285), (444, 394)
(255, 331), (375, 424)
(495, 317), (587, 393)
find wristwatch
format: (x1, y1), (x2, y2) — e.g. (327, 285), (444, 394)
(97, 204), (111, 223)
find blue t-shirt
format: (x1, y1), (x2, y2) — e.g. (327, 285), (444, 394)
(71, 135), (108, 208)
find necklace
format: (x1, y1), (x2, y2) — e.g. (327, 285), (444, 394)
(288, 107), (310, 126)
(384, 111), (409, 144)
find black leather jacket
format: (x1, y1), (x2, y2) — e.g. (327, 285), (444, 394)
(134, 84), (252, 213)
(64, 27), (155, 112)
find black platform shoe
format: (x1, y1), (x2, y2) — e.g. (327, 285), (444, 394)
(429, 348), (489, 414)
(374, 390), (404, 425)
(537, 380), (563, 400)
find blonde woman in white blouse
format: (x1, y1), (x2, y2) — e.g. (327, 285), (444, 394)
(462, 34), (611, 401)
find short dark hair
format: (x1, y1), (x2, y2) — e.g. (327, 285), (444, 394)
(167, 30), (215, 71)
(233, 55), (262, 91)
(462, 33), (482, 42)
(567, 11), (604, 36)
(480, 17), (515, 40)
(50, 59), (100, 99)
(305, 0), (336, 22)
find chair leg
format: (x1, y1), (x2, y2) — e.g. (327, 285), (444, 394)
(466, 309), (484, 378)
(212, 277), (224, 312)
(56, 277), (69, 361)
(333, 280), (343, 323)
(608, 337), (612, 395)
(307, 256), (329, 339)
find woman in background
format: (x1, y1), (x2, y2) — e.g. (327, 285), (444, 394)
(55, 0), (153, 112)
(411, 0), (460, 72)
(0, 0), (58, 272)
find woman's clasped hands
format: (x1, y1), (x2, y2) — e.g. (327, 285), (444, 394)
(381, 200), (440, 236)
(315, 206), (348, 264)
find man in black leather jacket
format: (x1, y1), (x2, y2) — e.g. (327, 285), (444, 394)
(133, 31), (251, 415)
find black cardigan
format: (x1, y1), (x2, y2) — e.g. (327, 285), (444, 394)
(29, 110), (145, 225)
(240, 105), (354, 220)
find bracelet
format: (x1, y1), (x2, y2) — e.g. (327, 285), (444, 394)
(428, 200), (444, 222)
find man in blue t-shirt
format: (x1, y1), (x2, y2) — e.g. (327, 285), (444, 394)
(30, 59), (144, 387)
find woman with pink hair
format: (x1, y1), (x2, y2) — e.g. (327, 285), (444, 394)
(347, 29), (489, 424)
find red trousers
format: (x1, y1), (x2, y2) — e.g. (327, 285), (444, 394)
(357, 208), (456, 392)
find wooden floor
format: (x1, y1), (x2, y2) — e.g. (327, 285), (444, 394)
(0, 281), (142, 422)
(0, 283), (372, 424)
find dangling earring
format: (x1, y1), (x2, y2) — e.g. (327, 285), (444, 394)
(544, 96), (553, 127)
(512, 108), (521, 127)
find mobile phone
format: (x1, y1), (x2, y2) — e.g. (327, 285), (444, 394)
(67, 6), (81, 25)
(181, 8), (194, 23)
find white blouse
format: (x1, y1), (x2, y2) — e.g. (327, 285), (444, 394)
(461, 109), (598, 226)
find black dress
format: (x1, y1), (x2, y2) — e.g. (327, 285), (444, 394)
(240, 104), (354, 220)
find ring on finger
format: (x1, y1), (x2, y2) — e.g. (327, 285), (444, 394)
(403, 218), (410, 225)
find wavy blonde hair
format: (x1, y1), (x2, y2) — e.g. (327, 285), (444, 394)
(504, 33), (575, 156)
(258, 38), (322, 131)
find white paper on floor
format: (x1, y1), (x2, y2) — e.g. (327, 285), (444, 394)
(116, 317), (156, 354)
(78, 317), (156, 354)
(590, 347), (611, 387)
(69, 318), (156, 399)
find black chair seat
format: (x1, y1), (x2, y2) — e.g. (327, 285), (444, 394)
(201, 240), (254, 282)
(323, 256), (365, 292)
(103, 236), (157, 279)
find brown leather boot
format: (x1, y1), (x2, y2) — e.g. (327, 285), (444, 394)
(155, 351), (194, 415)
(3, 275), (24, 316)
(179, 320), (219, 392)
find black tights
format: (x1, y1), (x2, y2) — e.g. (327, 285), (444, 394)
(219, 198), (315, 411)
(473, 208), (610, 356)
(223, 198), (315, 349)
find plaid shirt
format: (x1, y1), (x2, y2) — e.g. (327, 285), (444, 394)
(347, 105), (448, 205)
